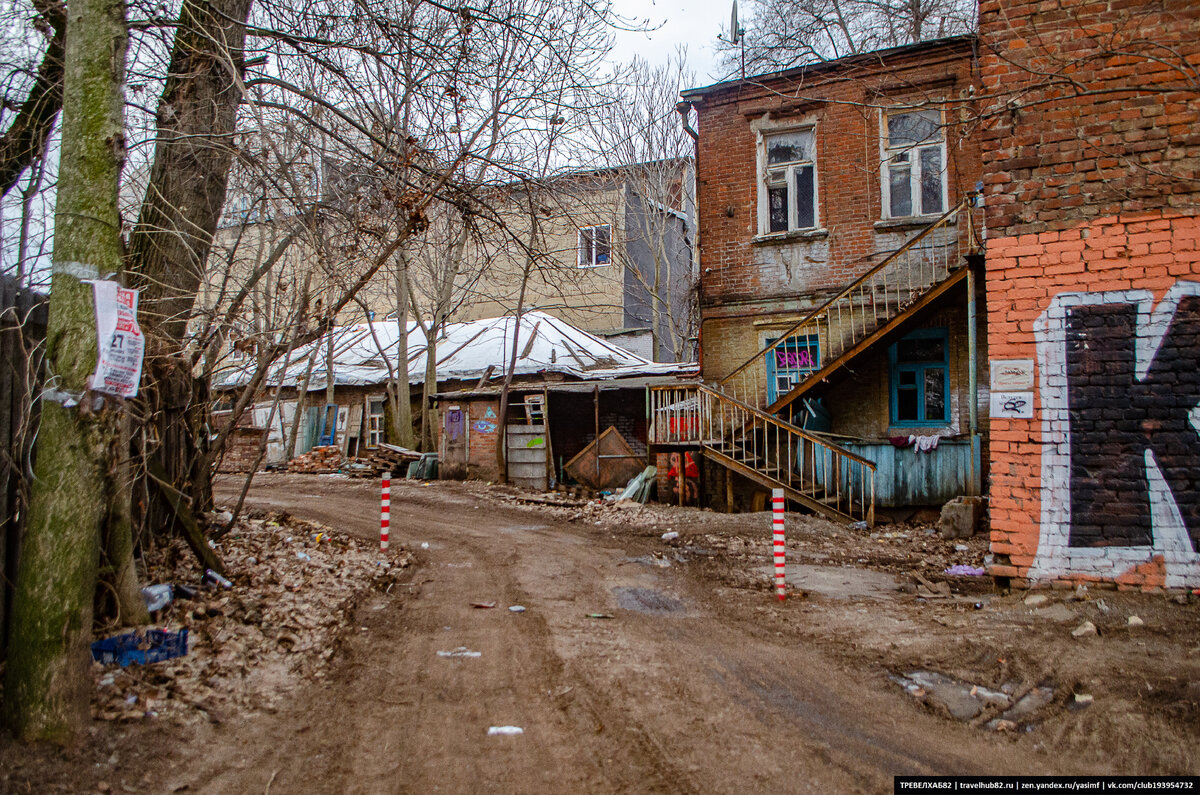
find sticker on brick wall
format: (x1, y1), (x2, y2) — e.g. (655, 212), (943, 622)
(1032, 281), (1200, 587)
(990, 391), (1034, 419)
(990, 359), (1034, 390)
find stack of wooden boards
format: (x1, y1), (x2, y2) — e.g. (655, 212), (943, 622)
(344, 443), (422, 478)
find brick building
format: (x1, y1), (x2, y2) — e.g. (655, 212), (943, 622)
(979, 0), (1200, 589)
(659, 37), (987, 518)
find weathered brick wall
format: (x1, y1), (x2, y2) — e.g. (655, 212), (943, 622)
(980, 0), (1200, 589)
(689, 38), (982, 382)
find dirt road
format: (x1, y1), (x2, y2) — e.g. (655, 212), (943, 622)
(143, 473), (1120, 793)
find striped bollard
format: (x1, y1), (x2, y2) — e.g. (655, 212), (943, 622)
(380, 471), (391, 552)
(772, 488), (786, 601)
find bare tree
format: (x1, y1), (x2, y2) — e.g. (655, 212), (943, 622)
(717, 0), (975, 76)
(584, 52), (697, 362)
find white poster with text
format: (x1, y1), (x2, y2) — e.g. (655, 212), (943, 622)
(89, 280), (144, 398)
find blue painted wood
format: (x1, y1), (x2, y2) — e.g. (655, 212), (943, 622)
(802, 436), (980, 507)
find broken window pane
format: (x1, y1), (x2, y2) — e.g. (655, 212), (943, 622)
(767, 130), (812, 165)
(769, 185), (788, 232)
(924, 367), (946, 421)
(888, 110), (940, 147)
(896, 383), (919, 421)
(920, 147), (943, 214)
(889, 165), (912, 217)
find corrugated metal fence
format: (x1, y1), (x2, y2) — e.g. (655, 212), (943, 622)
(0, 276), (48, 660)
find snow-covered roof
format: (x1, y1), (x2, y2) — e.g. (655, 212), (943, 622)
(214, 310), (695, 391)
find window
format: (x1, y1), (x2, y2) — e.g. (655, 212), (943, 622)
(760, 129), (817, 234)
(578, 224), (611, 267)
(882, 109), (945, 218)
(765, 336), (820, 403)
(367, 398), (386, 448)
(889, 328), (949, 426)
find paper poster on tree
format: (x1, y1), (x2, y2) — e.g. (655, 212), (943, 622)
(89, 280), (145, 398)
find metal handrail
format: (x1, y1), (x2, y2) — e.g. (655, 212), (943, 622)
(715, 195), (978, 410)
(649, 384), (876, 523)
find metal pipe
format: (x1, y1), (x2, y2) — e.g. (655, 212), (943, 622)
(967, 262), (979, 497)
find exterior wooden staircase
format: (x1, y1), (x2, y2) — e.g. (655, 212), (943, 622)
(649, 196), (982, 526)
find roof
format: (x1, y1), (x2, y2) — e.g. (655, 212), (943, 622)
(681, 35), (976, 100)
(434, 373), (697, 400)
(214, 310), (696, 391)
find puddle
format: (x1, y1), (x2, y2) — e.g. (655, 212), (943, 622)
(760, 563), (897, 599)
(612, 586), (686, 615)
(894, 670), (1054, 729)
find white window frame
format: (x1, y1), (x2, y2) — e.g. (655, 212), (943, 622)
(756, 126), (819, 236)
(367, 398), (386, 449)
(577, 224), (612, 268)
(880, 107), (948, 220)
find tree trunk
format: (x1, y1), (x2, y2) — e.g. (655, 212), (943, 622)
(3, 0), (126, 742)
(105, 414), (149, 627)
(392, 252), (414, 448)
(125, 0), (254, 543)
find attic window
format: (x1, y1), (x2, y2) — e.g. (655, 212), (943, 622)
(578, 224), (611, 267)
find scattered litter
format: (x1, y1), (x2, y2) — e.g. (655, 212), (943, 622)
(508, 605), (526, 613)
(1073, 693), (1094, 707)
(91, 628), (189, 667)
(585, 613), (615, 619)
(1071, 620), (1098, 638)
(661, 531), (679, 541)
(420, 542), (430, 549)
(1127, 615), (1144, 627)
(487, 726), (523, 736)
(944, 564), (985, 576)
(296, 552), (311, 562)
(203, 569), (233, 589)
(471, 601), (497, 609)
(437, 647), (482, 658)
(850, 521), (869, 531)
(140, 584), (174, 612)
(1072, 584), (1089, 601)
(954, 544), (969, 552)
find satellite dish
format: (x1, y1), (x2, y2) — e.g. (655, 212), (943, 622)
(729, 0), (741, 45)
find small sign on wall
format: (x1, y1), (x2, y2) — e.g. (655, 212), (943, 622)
(991, 391), (1034, 419)
(990, 359), (1035, 391)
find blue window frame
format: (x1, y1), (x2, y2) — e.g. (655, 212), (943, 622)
(889, 328), (949, 426)
(766, 335), (820, 403)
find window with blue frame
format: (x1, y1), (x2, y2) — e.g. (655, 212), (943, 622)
(766, 335), (820, 403)
(889, 328), (949, 425)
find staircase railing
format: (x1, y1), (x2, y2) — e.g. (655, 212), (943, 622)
(716, 195), (980, 412)
(650, 384), (875, 524)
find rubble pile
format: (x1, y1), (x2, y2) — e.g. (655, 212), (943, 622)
(91, 512), (412, 725)
(345, 443), (421, 479)
(287, 445), (343, 473)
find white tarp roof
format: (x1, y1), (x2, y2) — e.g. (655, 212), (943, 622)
(214, 310), (694, 391)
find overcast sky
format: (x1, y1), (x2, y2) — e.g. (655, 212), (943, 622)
(607, 0), (734, 86)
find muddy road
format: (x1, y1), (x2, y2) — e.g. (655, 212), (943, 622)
(167, 473), (1115, 793)
(7, 473), (1193, 793)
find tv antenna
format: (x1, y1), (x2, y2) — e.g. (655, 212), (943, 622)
(720, 0), (747, 79)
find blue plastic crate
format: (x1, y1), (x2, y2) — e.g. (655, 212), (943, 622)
(91, 628), (189, 667)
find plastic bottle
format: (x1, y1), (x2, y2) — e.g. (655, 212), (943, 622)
(140, 584), (174, 612)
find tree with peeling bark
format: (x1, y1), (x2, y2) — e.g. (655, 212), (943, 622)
(2, 0), (127, 742)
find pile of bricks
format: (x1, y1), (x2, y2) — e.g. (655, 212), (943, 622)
(287, 445), (343, 474)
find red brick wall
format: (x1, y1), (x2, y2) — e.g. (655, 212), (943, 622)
(980, 0), (1200, 589)
(690, 38), (982, 381)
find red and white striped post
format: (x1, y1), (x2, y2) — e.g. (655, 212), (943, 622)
(772, 488), (786, 601)
(380, 471), (391, 552)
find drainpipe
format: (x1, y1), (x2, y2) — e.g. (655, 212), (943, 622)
(676, 99), (701, 377)
(967, 262), (979, 497)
